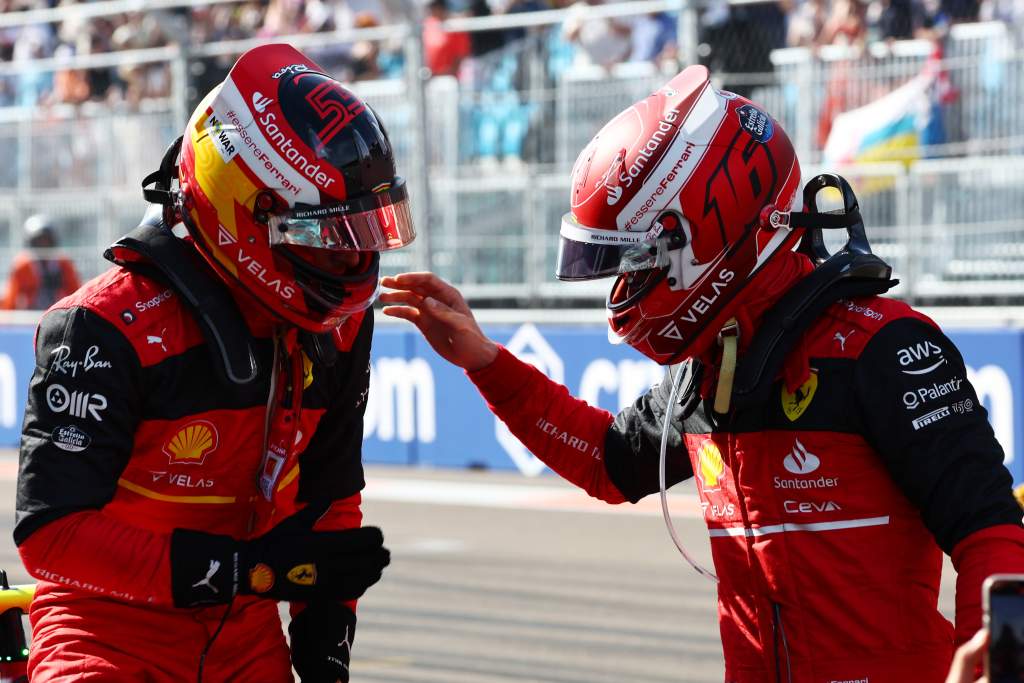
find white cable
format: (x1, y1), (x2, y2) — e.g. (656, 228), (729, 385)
(659, 364), (719, 583)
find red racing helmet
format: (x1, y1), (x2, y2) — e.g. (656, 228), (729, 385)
(557, 66), (802, 365)
(177, 43), (415, 333)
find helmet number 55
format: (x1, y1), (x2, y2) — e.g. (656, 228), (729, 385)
(303, 81), (366, 148)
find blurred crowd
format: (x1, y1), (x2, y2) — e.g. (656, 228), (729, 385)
(1, 0), (1019, 112)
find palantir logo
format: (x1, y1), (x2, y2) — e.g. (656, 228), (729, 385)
(783, 439), (820, 475)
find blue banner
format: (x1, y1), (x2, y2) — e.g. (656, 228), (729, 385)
(0, 322), (1019, 482)
(362, 323), (1024, 482)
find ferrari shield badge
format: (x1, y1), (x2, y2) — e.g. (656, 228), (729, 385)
(781, 371), (818, 422)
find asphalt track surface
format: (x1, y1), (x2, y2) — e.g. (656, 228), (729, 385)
(0, 455), (957, 683)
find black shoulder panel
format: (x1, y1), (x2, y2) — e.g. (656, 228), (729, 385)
(854, 317), (1022, 553)
(16, 307), (143, 544)
(296, 311), (374, 503)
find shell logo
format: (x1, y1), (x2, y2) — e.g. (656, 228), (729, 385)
(163, 420), (220, 465)
(249, 563), (275, 594)
(697, 440), (726, 492)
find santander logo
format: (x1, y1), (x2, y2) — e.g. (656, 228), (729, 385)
(783, 439), (820, 475)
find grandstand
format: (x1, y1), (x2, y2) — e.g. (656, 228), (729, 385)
(0, 0), (1021, 307)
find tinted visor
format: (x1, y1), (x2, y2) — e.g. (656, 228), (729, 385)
(268, 179), (415, 251)
(556, 213), (670, 281)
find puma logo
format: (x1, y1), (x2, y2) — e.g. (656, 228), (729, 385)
(192, 559), (221, 594)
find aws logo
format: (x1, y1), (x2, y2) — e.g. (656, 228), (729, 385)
(781, 371), (818, 422)
(697, 440), (726, 492)
(163, 420), (220, 465)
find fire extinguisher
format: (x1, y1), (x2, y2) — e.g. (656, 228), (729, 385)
(0, 571), (33, 683)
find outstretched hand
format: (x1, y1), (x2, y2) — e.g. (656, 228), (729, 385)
(380, 272), (499, 372)
(945, 629), (987, 683)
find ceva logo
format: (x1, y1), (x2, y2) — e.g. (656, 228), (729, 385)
(783, 439), (820, 475)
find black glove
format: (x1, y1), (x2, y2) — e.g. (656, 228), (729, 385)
(170, 501), (390, 607)
(290, 601), (357, 683)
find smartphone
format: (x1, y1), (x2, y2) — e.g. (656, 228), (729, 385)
(984, 574), (1024, 682)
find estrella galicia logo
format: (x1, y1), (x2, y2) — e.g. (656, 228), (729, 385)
(52, 425), (91, 453)
(736, 104), (774, 143)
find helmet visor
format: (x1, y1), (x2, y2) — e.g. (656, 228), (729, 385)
(556, 213), (671, 281)
(268, 179), (416, 252)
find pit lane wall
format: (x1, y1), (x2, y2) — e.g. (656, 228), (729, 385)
(0, 311), (1020, 482)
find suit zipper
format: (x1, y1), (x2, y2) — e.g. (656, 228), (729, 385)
(247, 334), (281, 535)
(772, 602), (793, 683)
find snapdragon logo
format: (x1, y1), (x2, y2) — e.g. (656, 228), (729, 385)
(135, 289), (173, 313)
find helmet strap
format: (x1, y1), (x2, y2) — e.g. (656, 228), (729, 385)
(713, 318), (739, 414)
(141, 136), (183, 207)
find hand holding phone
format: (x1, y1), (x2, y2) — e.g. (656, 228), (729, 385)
(984, 574), (1024, 682)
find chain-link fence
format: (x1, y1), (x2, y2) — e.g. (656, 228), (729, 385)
(1, 2), (1022, 304)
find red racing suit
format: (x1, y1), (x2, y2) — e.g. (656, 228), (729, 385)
(15, 237), (373, 681)
(467, 294), (1024, 683)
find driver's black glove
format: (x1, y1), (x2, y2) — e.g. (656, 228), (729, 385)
(169, 501), (390, 607)
(290, 601), (357, 682)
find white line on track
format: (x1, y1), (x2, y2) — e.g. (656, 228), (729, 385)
(363, 477), (704, 518)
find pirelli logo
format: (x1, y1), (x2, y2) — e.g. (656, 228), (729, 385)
(912, 406), (951, 431)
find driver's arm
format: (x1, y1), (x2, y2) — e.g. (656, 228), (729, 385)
(15, 304), (175, 605)
(467, 347), (693, 502)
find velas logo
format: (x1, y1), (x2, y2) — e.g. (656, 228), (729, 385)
(783, 439), (820, 475)
(163, 420), (219, 465)
(234, 249), (296, 300)
(697, 440), (726, 492)
(217, 224), (237, 246)
(655, 268), (737, 346)
(781, 371), (818, 422)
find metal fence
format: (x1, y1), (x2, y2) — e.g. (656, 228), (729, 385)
(1, 5), (1023, 304)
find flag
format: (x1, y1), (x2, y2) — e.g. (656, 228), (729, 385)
(823, 44), (955, 166)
